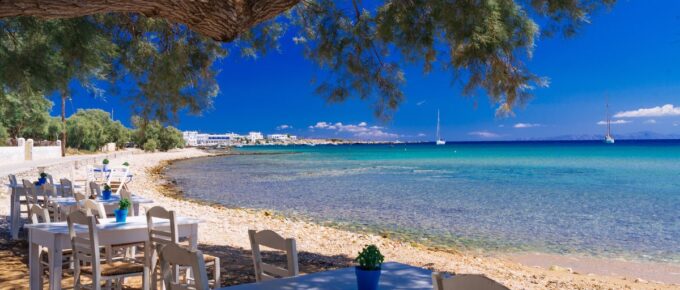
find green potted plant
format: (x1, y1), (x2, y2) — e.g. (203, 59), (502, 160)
(102, 158), (110, 171)
(122, 161), (129, 167)
(102, 184), (112, 200)
(355, 244), (384, 290)
(38, 172), (47, 185)
(115, 198), (130, 223)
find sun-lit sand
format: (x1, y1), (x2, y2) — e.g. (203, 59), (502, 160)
(1, 148), (678, 289)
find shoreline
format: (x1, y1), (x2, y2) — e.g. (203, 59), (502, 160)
(1, 148), (678, 289)
(157, 150), (680, 288)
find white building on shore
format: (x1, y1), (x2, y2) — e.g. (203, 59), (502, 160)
(267, 134), (297, 141)
(183, 131), (242, 146)
(247, 132), (264, 143)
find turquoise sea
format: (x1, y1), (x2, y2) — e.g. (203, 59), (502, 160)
(165, 141), (680, 263)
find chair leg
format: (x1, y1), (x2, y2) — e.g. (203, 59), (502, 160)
(213, 258), (221, 288)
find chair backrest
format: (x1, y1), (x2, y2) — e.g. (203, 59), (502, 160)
(29, 204), (51, 224)
(68, 211), (102, 278)
(22, 179), (39, 205)
(82, 199), (107, 219)
(45, 173), (54, 185)
(8, 174), (17, 186)
(74, 191), (87, 204)
(120, 185), (132, 201)
(89, 181), (101, 197)
(248, 229), (299, 281)
(107, 167), (129, 183)
(60, 178), (74, 197)
(432, 273), (510, 290)
(160, 243), (210, 290)
(147, 206), (179, 248)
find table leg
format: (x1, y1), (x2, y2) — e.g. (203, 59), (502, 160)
(29, 231), (41, 290)
(48, 238), (63, 290)
(133, 203), (140, 216)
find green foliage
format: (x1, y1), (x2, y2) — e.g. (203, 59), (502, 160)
(143, 139), (157, 152)
(118, 198), (130, 210)
(123, 162), (129, 166)
(0, 90), (53, 139)
(355, 244), (384, 271)
(102, 159), (109, 164)
(0, 123), (7, 143)
(66, 109), (131, 151)
(132, 117), (184, 152)
(103, 184), (111, 191)
(40, 172), (47, 179)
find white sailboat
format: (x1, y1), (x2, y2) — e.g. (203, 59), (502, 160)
(436, 109), (446, 145)
(604, 98), (615, 144)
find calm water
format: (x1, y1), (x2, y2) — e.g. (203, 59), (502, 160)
(166, 141), (680, 263)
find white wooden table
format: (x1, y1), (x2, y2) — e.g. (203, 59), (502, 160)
(51, 194), (153, 217)
(25, 215), (202, 290)
(7, 183), (80, 239)
(220, 262), (433, 290)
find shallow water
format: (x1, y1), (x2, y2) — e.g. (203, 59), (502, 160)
(166, 141), (680, 263)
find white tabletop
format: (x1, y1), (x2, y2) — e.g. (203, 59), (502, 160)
(220, 262), (433, 290)
(51, 194), (153, 207)
(24, 215), (202, 235)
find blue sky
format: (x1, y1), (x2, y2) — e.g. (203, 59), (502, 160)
(56, 0), (680, 141)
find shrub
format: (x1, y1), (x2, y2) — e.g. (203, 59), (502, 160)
(143, 139), (158, 152)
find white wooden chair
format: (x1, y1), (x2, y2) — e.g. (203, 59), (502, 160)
(10, 174), (30, 239)
(248, 229), (299, 282)
(432, 273), (510, 290)
(81, 199), (138, 263)
(30, 204), (74, 288)
(59, 178), (75, 197)
(89, 181), (102, 197)
(82, 199), (108, 219)
(160, 243), (210, 290)
(107, 167), (129, 195)
(45, 173), (54, 185)
(67, 210), (148, 290)
(147, 206), (220, 288)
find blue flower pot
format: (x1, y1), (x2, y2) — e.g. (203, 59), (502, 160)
(114, 209), (128, 223)
(356, 267), (381, 290)
(38, 177), (46, 185)
(102, 190), (112, 200)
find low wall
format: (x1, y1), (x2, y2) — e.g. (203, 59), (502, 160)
(32, 146), (62, 160)
(0, 146), (24, 163)
(0, 138), (62, 163)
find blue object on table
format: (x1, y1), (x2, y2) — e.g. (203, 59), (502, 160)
(114, 209), (128, 223)
(102, 190), (112, 200)
(38, 178), (46, 185)
(356, 267), (381, 290)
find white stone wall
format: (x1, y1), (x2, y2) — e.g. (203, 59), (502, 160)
(0, 146), (24, 162)
(0, 139), (62, 163)
(32, 145), (62, 160)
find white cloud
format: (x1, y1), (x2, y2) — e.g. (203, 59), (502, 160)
(644, 119), (657, 124)
(417, 133), (426, 137)
(416, 100), (426, 106)
(309, 121), (397, 139)
(597, 119), (631, 125)
(498, 124), (505, 128)
(468, 131), (500, 138)
(614, 104), (680, 118)
(276, 124), (292, 130)
(513, 123), (541, 129)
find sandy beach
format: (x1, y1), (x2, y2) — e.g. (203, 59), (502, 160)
(1, 148), (679, 289)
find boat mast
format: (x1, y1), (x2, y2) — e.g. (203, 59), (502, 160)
(606, 97), (611, 137)
(436, 109), (441, 141)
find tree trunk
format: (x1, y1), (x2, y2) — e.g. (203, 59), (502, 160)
(61, 91), (67, 157)
(0, 0), (300, 41)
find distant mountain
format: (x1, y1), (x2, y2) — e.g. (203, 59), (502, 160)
(527, 131), (680, 141)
